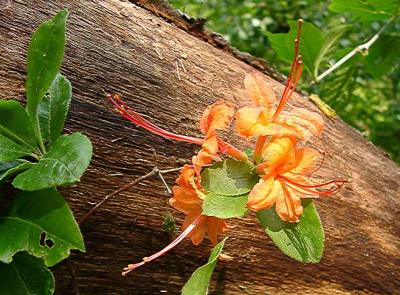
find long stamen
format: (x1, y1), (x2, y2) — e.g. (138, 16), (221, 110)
(108, 95), (203, 145)
(272, 56), (303, 121)
(254, 20), (304, 163)
(122, 215), (203, 276)
(271, 19), (304, 122)
(278, 175), (346, 196)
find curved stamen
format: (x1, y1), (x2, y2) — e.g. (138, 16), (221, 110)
(272, 57), (303, 121)
(108, 95), (203, 145)
(272, 19), (304, 122)
(283, 180), (342, 197)
(122, 215), (203, 276)
(278, 175), (346, 196)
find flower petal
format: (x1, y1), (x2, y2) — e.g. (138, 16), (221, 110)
(275, 181), (303, 222)
(236, 107), (276, 138)
(278, 108), (324, 140)
(248, 177), (283, 211)
(176, 165), (197, 189)
(200, 101), (234, 134)
(247, 177), (274, 209)
(261, 136), (297, 168)
(244, 72), (276, 108)
(206, 217), (228, 245)
(186, 215), (207, 245)
(290, 148), (321, 175)
(170, 187), (202, 214)
(192, 132), (219, 167)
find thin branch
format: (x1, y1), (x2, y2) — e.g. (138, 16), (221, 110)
(78, 166), (182, 225)
(315, 21), (391, 83)
(158, 171), (172, 194)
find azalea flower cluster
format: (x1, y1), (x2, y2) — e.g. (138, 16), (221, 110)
(107, 20), (345, 275)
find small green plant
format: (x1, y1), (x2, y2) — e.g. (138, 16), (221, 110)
(0, 10), (92, 294)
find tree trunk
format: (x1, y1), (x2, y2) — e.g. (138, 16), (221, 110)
(1, 0), (399, 294)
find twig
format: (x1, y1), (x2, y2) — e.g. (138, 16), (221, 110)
(78, 167), (182, 225)
(315, 21), (391, 83)
(158, 171), (172, 194)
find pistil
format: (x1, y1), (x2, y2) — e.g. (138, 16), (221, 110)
(122, 215), (204, 276)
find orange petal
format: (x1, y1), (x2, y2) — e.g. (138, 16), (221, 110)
(275, 181), (303, 222)
(251, 123), (298, 138)
(175, 165), (197, 190)
(290, 148), (321, 175)
(206, 217), (227, 245)
(236, 107), (275, 138)
(278, 108), (324, 140)
(261, 136), (297, 168)
(247, 177), (274, 209)
(247, 177), (283, 211)
(200, 101), (234, 134)
(244, 72), (276, 108)
(192, 132), (219, 168)
(188, 218), (207, 245)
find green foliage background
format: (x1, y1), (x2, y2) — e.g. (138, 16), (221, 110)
(170, 0), (400, 163)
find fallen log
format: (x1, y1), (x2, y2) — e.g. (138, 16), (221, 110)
(0, 0), (399, 294)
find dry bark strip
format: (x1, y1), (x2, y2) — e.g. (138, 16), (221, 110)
(0, 0), (399, 294)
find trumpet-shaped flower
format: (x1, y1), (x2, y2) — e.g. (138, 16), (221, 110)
(107, 95), (247, 170)
(170, 165), (228, 245)
(247, 136), (345, 222)
(193, 101), (247, 177)
(235, 20), (323, 162)
(122, 165), (227, 275)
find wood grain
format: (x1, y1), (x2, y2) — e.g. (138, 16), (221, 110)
(0, 0), (399, 294)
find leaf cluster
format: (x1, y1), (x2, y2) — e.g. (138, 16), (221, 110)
(0, 10), (92, 293)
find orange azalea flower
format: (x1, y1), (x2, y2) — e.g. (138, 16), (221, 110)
(192, 101), (247, 178)
(122, 165), (227, 275)
(107, 96), (247, 167)
(247, 136), (345, 222)
(235, 20), (324, 161)
(170, 165), (227, 245)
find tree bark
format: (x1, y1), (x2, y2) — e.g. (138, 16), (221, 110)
(0, 0), (399, 294)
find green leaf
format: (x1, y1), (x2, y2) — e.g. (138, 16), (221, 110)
(13, 133), (92, 191)
(0, 160), (34, 183)
(365, 35), (400, 79)
(266, 21), (324, 78)
(329, 0), (397, 21)
(0, 100), (37, 151)
(181, 238), (227, 295)
(0, 188), (85, 267)
(0, 134), (34, 162)
(244, 148), (253, 158)
(0, 252), (54, 295)
(201, 159), (259, 196)
(257, 199), (324, 263)
(26, 10), (68, 145)
(313, 25), (350, 77)
(38, 74), (72, 145)
(202, 192), (248, 219)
